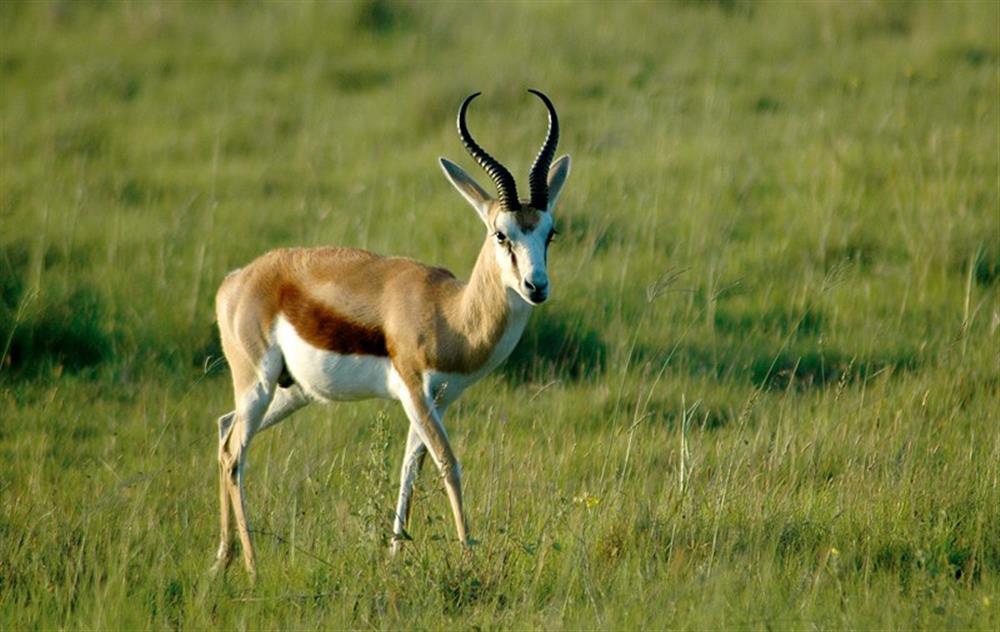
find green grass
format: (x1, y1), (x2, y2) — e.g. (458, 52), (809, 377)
(2, 0), (998, 628)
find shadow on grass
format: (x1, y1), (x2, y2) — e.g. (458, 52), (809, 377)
(501, 307), (608, 384)
(713, 303), (826, 337)
(748, 345), (920, 390)
(352, 0), (413, 37)
(961, 242), (1000, 288)
(1, 242), (114, 379)
(631, 337), (921, 393)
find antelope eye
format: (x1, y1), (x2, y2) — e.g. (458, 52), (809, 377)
(494, 231), (507, 243)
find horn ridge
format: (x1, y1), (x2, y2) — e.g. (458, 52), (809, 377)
(527, 89), (559, 210)
(457, 92), (520, 211)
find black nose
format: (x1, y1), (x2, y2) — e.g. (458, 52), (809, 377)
(523, 279), (548, 302)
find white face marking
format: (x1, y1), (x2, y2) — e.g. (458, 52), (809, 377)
(492, 211), (555, 306)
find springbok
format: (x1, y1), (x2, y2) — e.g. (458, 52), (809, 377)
(212, 90), (570, 577)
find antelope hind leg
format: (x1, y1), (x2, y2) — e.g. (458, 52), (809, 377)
(211, 411), (237, 575)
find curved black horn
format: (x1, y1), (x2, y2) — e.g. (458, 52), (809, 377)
(527, 89), (559, 210)
(458, 92), (520, 211)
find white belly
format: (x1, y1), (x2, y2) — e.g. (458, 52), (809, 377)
(275, 316), (397, 402)
(275, 299), (531, 407)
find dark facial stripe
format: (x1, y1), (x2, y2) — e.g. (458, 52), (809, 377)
(514, 209), (541, 231)
(279, 284), (389, 357)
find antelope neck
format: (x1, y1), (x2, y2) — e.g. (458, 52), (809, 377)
(448, 238), (520, 361)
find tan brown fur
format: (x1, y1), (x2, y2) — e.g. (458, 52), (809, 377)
(212, 244), (502, 577)
(211, 112), (570, 577)
(278, 283), (390, 357)
(215, 240), (511, 382)
(512, 208), (542, 232)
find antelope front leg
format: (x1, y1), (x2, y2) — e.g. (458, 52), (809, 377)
(397, 380), (469, 547)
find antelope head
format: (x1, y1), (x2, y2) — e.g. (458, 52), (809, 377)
(440, 90), (571, 305)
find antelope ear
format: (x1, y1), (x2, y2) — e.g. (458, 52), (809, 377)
(440, 157), (492, 225)
(546, 155), (571, 211)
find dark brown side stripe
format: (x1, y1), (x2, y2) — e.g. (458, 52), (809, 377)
(278, 284), (389, 357)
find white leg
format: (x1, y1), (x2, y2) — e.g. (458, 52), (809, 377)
(223, 404), (267, 579)
(258, 384), (310, 433)
(212, 411), (237, 573)
(213, 383), (307, 575)
(391, 426), (427, 554)
(217, 356), (281, 580)
(397, 383), (469, 546)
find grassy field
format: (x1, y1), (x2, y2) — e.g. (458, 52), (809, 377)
(2, 0), (998, 628)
